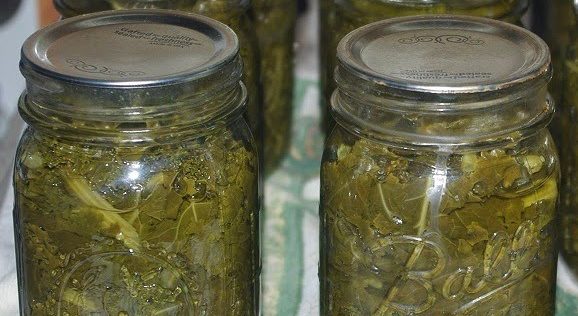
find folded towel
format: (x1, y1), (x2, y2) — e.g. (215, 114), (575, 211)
(0, 184), (18, 315)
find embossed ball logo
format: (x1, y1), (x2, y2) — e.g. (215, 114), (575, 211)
(365, 221), (540, 314)
(66, 58), (146, 77)
(57, 252), (193, 315)
(398, 35), (485, 45)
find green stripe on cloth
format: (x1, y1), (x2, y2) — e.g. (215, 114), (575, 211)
(263, 77), (322, 315)
(277, 201), (304, 315)
(557, 286), (578, 315)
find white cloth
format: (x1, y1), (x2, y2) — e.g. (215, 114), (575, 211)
(0, 186), (18, 315)
(0, 0), (37, 314)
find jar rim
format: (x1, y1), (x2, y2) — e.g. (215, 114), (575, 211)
(331, 89), (554, 150)
(18, 81), (248, 145)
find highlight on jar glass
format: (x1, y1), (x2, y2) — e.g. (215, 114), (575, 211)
(320, 0), (529, 133)
(320, 16), (559, 315)
(14, 10), (260, 315)
(53, 0), (263, 157)
(253, 0), (297, 172)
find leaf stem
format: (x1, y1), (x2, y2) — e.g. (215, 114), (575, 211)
(415, 177), (433, 235)
(378, 182), (394, 220)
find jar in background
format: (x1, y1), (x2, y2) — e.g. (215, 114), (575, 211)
(252, 0), (297, 172)
(14, 10), (260, 315)
(320, 16), (558, 315)
(321, 0), (529, 132)
(187, 1), (262, 160)
(52, 0), (111, 16)
(107, 0), (187, 8)
(531, 0), (575, 163)
(532, 0), (575, 103)
(560, 1), (578, 277)
(53, 0), (262, 158)
(319, 0), (334, 133)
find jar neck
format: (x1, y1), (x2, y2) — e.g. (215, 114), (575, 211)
(331, 75), (553, 150)
(337, 0), (528, 22)
(19, 61), (247, 146)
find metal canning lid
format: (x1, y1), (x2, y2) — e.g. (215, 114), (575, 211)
(21, 9), (240, 88)
(336, 15), (551, 100)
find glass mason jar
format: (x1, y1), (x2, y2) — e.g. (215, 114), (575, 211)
(51, 0), (112, 16)
(321, 0), (529, 132)
(560, 1), (578, 276)
(319, 0), (334, 133)
(14, 10), (260, 315)
(533, 0), (576, 101)
(320, 16), (559, 315)
(532, 0), (576, 160)
(252, 0), (297, 172)
(53, 0), (262, 158)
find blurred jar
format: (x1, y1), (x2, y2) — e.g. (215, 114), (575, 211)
(560, 1), (578, 277)
(320, 0), (528, 132)
(319, 0), (334, 133)
(52, 0), (112, 15)
(14, 10), (260, 315)
(54, 0), (262, 157)
(320, 16), (559, 315)
(531, 0), (575, 154)
(252, 0), (297, 172)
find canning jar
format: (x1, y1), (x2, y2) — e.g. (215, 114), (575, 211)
(52, 0), (112, 16)
(560, 1), (578, 276)
(14, 10), (260, 315)
(321, 0), (528, 132)
(532, 0), (576, 157)
(53, 0), (262, 157)
(253, 0), (297, 172)
(320, 16), (559, 315)
(319, 0), (335, 133)
(533, 0), (575, 103)
(188, 1), (262, 159)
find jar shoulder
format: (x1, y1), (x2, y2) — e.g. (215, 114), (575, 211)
(15, 125), (259, 197)
(322, 127), (559, 205)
